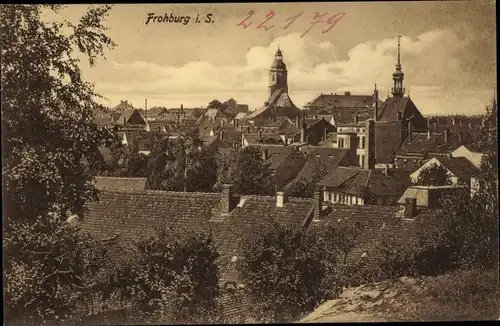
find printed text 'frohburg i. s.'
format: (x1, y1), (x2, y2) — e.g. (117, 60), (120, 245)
(145, 13), (214, 25)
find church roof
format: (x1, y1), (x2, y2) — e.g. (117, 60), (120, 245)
(305, 93), (380, 109)
(246, 89), (299, 121)
(377, 96), (411, 122)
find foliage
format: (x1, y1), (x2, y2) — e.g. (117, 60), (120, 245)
(2, 4), (117, 223)
(146, 129), (218, 192)
(413, 268), (499, 321)
(238, 222), (329, 323)
(215, 146), (274, 195)
(2, 4), (118, 323)
(414, 163), (452, 186)
(131, 228), (221, 323)
(3, 214), (113, 323)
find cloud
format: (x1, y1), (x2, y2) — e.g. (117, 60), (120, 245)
(86, 30), (494, 115)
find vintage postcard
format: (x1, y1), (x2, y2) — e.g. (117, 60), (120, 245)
(2, 2), (498, 325)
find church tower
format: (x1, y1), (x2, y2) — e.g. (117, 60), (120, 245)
(391, 35), (405, 98)
(269, 46), (288, 97)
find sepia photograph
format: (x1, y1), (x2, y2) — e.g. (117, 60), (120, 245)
(2, 1), (498, 325)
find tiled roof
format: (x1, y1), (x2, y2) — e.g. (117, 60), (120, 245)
(286, 148), (351, 188)
(215, 195), (314, 282)
(433, 157), (478, 180)
(366, 169), (411, 196)
(82, 189), (222, 241)
(397, 185), (469, 208)
(318, 167), (370, 196)
(318, 167), (410, 197)
(377, 97), (411, 122)
(95, 176), (147, 191)
(112, 100), (134, 111)
(138, 107), (167, 118)
(333, 108), (375, 126)
(305, 93), (380, 109)
(396, 131), (477, 156)
(234, 112), (247, 120)
(81, 189), (314, 285)
(246, 89), (300, 121)
(428, 115), (484, 127)
(310, 203), (439, 261)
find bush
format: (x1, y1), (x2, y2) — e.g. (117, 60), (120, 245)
(238, 222), (329, 323)
(131, 228), (221, 324)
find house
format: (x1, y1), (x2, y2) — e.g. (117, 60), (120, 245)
(397, 184), (469, 209)
(304, 90), (382, 112)
(112, 100), (135, 112)
(410, 156), (478, 186)
(333, 119), (376, 169)
(80, 185), (316, 321)
(317, 166), (410, 206)
(451, 144), (484, 168)
(285, 147), (354, 192)
(309, 190), (441, 263)
(116, 109), (146, 127)
(138, 107), (168, 121)
(394, 129), (479, 171)
(263, 148), (307, 190)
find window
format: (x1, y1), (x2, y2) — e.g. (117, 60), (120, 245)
(338, 138), (344, 148)
(356, 154), (360, 165)
(361, 136), (365, 149)
(360, 155), (364, 168)
(357, 136), (361, 148)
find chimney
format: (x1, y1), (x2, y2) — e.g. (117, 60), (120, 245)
(427, 130), (431, 139)
(458, 131), (463, 143)
(452, 116), (456, 125)
(354, 114), (358, 124)
(364, 119), (375, 170)
(295, 115), (300, 128)
(408, 121), (412, 142)
(276, 191), (287, 208)
(373, 84), (379, 121)
(300, 121), (306, 143)
(181, 104), (184, 110)
(404, 197), (417, 219)
(444, 129), (449, 142)
(221, 184), (235, 215)
(427, 116), (431, 128)
(314, 188), (323, 221)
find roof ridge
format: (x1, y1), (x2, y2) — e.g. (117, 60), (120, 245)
(97, 188), (222, 197)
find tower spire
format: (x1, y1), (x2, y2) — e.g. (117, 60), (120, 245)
(391, 35), (405, 98)
(397, 35), (401, 67)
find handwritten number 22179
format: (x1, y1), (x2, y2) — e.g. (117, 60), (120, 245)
(237, 11), (346, 37)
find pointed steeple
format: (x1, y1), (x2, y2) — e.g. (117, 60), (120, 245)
(391, 35), (405, 98)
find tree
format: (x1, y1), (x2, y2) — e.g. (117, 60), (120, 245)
(414, 163), (452, 186)
(2, 4), (117, 223)
(215, 146), (274, 195)
(238, 222), (328, 323)
(146, 129), (218, 192)
(3, 214), (116, 324)
(132, 228), (221, 323)
(2, 4), (117, 322)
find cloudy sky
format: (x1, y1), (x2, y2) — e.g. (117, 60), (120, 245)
(51, 1), (496, 115)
